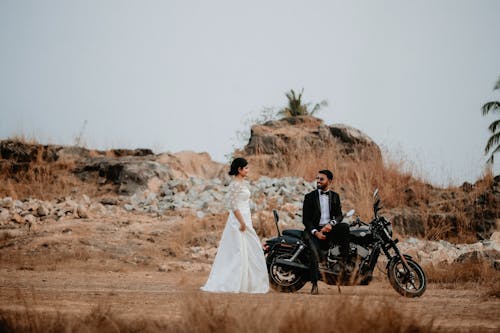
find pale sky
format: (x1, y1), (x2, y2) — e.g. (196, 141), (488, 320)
(1, 0), (499, 186)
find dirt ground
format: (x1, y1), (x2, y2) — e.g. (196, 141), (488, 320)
(1, 269), (499, 331)
(0, 215), (499, 332)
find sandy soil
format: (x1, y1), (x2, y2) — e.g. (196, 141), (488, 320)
(0, 215), (499, 331)
(1, 268), (499, 331)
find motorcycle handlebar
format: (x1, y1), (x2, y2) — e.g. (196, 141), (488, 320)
(351, 217), (369, 227)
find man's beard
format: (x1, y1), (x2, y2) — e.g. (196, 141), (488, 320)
(316, 184), (327, 190)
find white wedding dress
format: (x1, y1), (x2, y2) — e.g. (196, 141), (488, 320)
(201, 180), (269, 293)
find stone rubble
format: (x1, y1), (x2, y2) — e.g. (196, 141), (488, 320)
(0, 176), (498, 269)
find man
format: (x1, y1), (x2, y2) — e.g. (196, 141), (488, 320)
(302, 169), (350, 295)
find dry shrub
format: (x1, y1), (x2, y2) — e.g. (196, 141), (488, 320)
(249, 146), (495, 242)
(253, 210), (279, 238)
(0, 289), (67, 333)
(268, 147), (431, 221)
(0, 149), (83, 201)
(421, 211), (477, 243)
(0, 138), (107, 200)
(166, 214), (226, 258)
(251, 196), (299, 238)
(0, 302), (164, 333)
(0, 293), (435, 333)
(425, 260), (500, 294)
(147, 294), (435, 333)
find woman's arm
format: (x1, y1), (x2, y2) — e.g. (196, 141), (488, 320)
(228, 182), (246, 232)
(233, 209), (246, 232)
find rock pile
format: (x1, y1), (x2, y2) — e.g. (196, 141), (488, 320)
(1, 175), (498, 269)
(398, 233), (500, 268)
(0, 195), (121, 230)
(124, 176), (315, 223)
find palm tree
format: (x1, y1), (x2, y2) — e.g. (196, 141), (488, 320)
(278, 89), (328, 117)
(482, 77), (500, 164)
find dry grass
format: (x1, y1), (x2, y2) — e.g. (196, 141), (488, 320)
(425, 260), (500, 296)
(171, 294), (436, 333)
(248, 146), (497, 242)
(421, 210), (477, 243)
(1, 138), (497, 243)
(165, 214), (227, 258)
(0, 140), (90, 200)
(249, 145), (432, 221)
(0, 138), (120, 200)
(0, 160), (80, 200)
(0, 292), (438, 333)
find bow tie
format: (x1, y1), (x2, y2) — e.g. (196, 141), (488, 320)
(320, 190), (329, 195)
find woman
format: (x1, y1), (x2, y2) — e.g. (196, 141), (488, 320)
(201, 158), (269, 293)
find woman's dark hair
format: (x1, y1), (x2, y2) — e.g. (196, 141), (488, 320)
(319, 169), (334, 180)
(229, 157), (248, 176)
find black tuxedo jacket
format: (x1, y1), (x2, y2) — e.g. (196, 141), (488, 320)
(302, 189), (343, 235)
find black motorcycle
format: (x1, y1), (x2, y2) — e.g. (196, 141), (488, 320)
(263, 189), (427, 297)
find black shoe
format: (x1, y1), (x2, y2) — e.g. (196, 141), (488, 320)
(311, 284), (319, 295)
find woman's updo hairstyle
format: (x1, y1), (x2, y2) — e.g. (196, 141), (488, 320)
(229, 157), (248, 176)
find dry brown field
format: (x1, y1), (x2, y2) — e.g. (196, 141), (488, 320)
(1, 214), (499, 332)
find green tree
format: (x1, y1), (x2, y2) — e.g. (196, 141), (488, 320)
(482, 77), (500, 164)
(278, 89), (328, 117)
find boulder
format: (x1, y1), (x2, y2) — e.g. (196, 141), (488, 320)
(74, 156), (176, 195)
(241, 116), (382, 179)
(36, 204), (50, 217)
(390, 209), (425, 237)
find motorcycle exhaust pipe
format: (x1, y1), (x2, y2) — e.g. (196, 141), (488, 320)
(274, 259), (309, 270)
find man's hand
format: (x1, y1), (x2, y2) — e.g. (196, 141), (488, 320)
(315, 231), (326, 240)
(321, 224), (332, 233)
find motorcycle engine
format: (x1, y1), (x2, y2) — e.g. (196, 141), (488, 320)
(327, 243), (370, 271)
(328, 243), (370, 259)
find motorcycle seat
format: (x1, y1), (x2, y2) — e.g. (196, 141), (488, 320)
(282, 229), (304, 239)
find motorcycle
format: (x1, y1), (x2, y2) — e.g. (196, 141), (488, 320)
(263, 189), (427, 297)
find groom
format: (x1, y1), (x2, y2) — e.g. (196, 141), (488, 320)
(302, 169), (350, 295)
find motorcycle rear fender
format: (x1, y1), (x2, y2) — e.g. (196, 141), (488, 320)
(266, 235), (303, 245)
(266, 239), (301, 256)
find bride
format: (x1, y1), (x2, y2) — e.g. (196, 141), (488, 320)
(201, 157), (269, 293)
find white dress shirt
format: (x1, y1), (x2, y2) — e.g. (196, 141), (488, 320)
(311, 190), (330, 235)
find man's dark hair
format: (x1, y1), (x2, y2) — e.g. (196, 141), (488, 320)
(319, 169), (333, 180)
(229, 157), (248, 176)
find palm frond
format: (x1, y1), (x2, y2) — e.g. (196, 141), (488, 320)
(494, 77), (500, 91)
(488, 119), (500, 133)
(486, 144), (500, 164)
(485, 131), (500, 154)
(309, 100), (328, 115)
(482, 101), (500, 115)
(277, 108), (292, 117)
(279, 89), (327, 117)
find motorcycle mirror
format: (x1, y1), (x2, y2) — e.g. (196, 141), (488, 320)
(345, 209), (355, 217)
(272, 209), (279, 223)
(272, 209), (281, 237)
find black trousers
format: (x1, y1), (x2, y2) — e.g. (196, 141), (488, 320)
(308, 223), (350, 284)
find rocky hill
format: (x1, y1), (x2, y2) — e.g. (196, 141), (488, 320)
(0, 116), (499, 245)
(240, 116), (381, 178)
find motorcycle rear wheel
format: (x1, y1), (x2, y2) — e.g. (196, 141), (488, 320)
(387, 257), (426, 298)
(268, 253), (307, 293)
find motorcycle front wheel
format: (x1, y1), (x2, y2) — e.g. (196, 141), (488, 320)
(268, 253), (307, 293)
(387, 257), (427, 298)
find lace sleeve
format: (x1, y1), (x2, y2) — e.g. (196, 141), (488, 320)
(226, 181), (242, 211)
